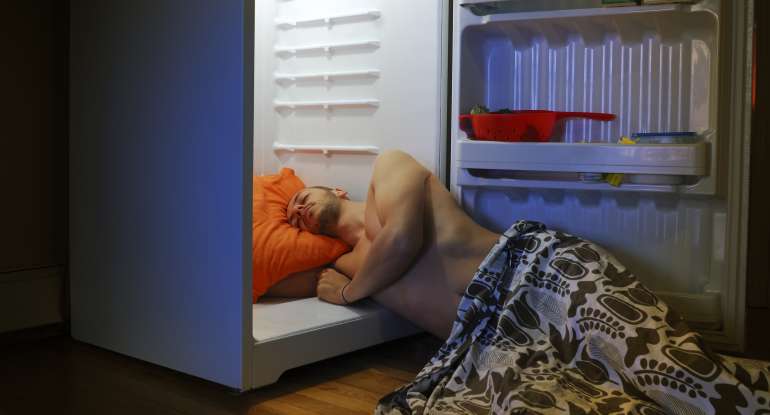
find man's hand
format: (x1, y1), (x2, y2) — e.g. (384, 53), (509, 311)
(316, 268), (352, 305)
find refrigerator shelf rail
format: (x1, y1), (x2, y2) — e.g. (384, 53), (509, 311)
(275, 9), (381, 29)
(273, 69), (380, 83)
(273, 99), (380, 110)
(272, 142), (380, 156)
(274, 40), (380, 56)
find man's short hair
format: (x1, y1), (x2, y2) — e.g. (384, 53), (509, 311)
(308, 185), (333, 192)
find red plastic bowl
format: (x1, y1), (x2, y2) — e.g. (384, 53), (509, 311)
(459, 110), (616, 142)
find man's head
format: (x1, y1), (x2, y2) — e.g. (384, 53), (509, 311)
(287, 186), (348, 236)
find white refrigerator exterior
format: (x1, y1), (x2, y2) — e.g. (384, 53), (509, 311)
(69, 0), (752, 393)
(70, 0), (254, 390)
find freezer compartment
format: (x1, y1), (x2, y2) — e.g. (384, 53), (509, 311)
(456, 1), (720, 194)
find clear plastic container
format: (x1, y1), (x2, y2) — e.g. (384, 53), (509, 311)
(631, 132), (700, 144)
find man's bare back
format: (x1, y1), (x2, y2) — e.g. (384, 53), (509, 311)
(286, 150), (499, 338)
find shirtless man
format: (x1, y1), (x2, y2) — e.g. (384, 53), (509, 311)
(284, 150), (766, 414)
(285, 149), (498, 339)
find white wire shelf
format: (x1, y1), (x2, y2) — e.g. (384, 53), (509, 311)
(273, 99), (379, 110)
(272, 142), (380, 156)
(274, 69), (380, 83)
(275, 9), (381, 29)
(274, 40), (380, 56)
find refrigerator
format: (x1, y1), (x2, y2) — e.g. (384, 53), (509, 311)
(253, 0), (753, 381)
(70, 0), (754, 392)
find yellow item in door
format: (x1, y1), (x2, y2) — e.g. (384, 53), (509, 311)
(603, 136), (637, 187)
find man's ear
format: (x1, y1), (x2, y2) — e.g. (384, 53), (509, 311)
(332, 188), (349, 200)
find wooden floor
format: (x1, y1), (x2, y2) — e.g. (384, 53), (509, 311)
(0, 331), (442, 415)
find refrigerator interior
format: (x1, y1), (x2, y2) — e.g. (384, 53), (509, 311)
(250, 0), (446, 386)
(452, 0), (752, 350)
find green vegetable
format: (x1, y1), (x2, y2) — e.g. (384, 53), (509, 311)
(469, 104), (489, 114)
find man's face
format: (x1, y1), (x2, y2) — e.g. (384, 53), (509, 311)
(287, 187), (340, 235)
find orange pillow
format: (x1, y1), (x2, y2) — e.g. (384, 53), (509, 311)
(252, 168), (350, 302)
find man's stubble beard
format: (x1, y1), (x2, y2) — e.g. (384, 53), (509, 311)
(317, 198), (341, 237)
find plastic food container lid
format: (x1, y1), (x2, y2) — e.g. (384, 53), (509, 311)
(631, 132), (699, 144)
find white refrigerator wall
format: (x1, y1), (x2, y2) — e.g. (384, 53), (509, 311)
(254, 0), (448, 200)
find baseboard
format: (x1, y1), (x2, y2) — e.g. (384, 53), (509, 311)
(0, 322), (67, 345)
(0, 267), (64, 334)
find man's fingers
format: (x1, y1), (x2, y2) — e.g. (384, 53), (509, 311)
(316, 268), (329, 281)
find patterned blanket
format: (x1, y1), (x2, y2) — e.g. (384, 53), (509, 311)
(377, 221), (770, 414)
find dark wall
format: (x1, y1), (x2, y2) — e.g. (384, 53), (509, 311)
(0, 1), (68, 273)
(746, 0), (770, 360)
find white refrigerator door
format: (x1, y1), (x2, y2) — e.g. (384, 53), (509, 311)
(70, 0), (253, 390)
(254, 0), (449, 199)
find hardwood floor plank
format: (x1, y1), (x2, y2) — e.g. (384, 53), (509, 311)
(249, 399), (326, 415)
(297, 383), (378, 413)
(311, 381), (384, 405)
(335, 369), (409, 396)
(265, 393), (365, 415)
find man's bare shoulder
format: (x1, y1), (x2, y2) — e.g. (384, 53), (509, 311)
(371, 150), (430, 188)
(374, 149), (421, 169)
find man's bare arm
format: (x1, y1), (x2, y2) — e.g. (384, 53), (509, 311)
(333, 250), (359, 278)
(339, 150), (429, 302)
(264, 268), (321, 298)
